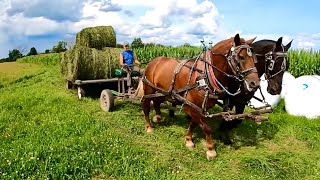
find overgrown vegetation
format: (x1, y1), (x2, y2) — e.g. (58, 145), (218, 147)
(17, 53), (61, 66)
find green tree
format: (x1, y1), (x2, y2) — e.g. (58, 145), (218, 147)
(27, 47), (38, 56)
(131, 37), (144, 48)
(116, 43), (123, 48)
(52, 41), (67, 53)
(44, 49), (51, 54)
(8, 49), (23, 62)
(182, 43), (191, 47)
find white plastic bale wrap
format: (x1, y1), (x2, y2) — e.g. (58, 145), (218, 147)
(280, 71), (296, 98)
(249, 74), (281, 109)
(284, 75), (320, 119)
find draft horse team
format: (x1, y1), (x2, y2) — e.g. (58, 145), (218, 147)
(136, 34), (292, 160)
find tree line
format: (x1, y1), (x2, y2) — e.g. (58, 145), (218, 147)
(0, 41), (68, 62)
(0, 37), (194, 63)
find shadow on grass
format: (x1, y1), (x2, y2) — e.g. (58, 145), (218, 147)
(75, 83), (280, 150)
(0, 71), (47, 89)
(138, 103), (279, 149)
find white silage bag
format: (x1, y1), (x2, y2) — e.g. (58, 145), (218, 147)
(284, 75), (320, 119)
(280, 71), (296, 98)
(249, 74), (281, 108)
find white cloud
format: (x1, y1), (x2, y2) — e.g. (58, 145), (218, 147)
(1, 0), (320, 58)
(6, 0), (85, 22)
(298, 41), (315, 49)
(7, 14), (61, 36)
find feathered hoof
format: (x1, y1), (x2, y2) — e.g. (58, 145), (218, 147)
(185, 140), (195, 150)
(206, 150), (217, 160)
(146, 127), (153, 133)
(152, 115), (162, 123)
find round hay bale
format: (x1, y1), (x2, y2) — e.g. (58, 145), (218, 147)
(60, 46), (122, 81)
(75, 26), (117, 49)
(284, 75), (320, 119)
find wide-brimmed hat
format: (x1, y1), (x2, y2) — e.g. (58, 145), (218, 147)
(123, 41), (129, 46)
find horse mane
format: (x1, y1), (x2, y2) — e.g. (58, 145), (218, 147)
(252, 39), (277, 54)
(211, 37), (248, 54)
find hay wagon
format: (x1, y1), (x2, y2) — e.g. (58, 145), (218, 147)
(65, 68), (142, 112)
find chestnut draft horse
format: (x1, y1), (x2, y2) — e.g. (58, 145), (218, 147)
(139, 34), (260, 160)
(215, 37), (293, 144)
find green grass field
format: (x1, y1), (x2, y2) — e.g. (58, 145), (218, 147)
(1, 61), (320, 179)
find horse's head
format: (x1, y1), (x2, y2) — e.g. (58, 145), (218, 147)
(263, 37), (293, 95)
(211, 34), (260, 93)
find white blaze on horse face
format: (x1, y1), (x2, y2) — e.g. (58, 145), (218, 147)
(247, 48), (252, 57)
(244, 79), (253, 92)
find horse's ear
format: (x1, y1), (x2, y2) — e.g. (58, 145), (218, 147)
(276, 37), (283, 48)
(284, 40), (293, 51)
(234, 34), (241, 46)
(246, 37), (256, 45)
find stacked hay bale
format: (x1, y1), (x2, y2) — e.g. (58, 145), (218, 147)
(61, 26), (122, 81)
(75, 26), (117, 50)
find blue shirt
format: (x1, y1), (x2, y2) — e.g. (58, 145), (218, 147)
(121, 50), (134, 66)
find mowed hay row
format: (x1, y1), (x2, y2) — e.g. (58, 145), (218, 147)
(75, 26), (116, 49)
(61, 46), (122, 81)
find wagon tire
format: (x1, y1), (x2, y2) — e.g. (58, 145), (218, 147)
(100, 89), (114, 112)
(77, 86), (85, 99)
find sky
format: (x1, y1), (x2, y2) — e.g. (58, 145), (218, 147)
(0, 0), (319, 58)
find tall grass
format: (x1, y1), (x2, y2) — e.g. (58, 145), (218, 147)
(17, 53), (61, 66)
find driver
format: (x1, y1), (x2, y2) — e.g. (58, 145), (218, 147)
(119, 41), (142, 90)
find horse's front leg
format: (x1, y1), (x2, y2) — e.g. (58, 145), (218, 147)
(185, 117), (196, 149)
(185, 106), (217, 160)
(199, 117), (217, 160)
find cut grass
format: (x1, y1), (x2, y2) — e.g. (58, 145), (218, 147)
(0, 62), (44, 87)
(0, 62), (320, 179)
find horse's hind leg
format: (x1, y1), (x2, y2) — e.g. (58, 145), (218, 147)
(219, 103), (245, 144)
(152, 97), (164, 123)
(142, 97), (153, 133)
(169, 102), (177, 118)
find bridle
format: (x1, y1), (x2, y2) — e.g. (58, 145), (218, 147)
(226, 44), (258, 81)
(201, 43), (258, 96)
(256, 45), (288, 79)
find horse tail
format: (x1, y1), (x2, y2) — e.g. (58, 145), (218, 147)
(135, 78), (144, 98)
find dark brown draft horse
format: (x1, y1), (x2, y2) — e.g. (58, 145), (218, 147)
(139, 34), (260, 160)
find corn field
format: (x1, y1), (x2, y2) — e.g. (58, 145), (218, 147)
(287, 49), (320, 77)
(133, 46), (320, 77)
(133, 46), (202, 63)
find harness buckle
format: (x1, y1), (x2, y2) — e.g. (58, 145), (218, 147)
(197, 78), (207, 87)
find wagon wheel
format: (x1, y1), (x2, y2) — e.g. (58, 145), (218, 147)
(77, 86), (85, 99)
(66, 80), (72, 89)
(100, 89), (114, 112)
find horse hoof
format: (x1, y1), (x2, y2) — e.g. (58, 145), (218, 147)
(206, 150), (217, 160)
(169, 110), (175, 117)
(185, 141), (195, 150)
(152, 115), (161, 123)
(146, 127), (153, 133)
